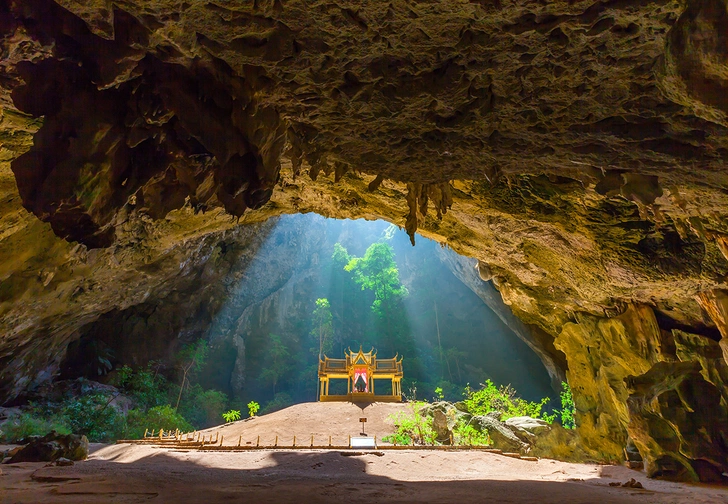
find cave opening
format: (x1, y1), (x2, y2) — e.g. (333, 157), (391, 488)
(202, 215), (559, 412)
(56, 214), (560, 422)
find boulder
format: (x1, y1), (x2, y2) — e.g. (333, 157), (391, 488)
(529, 423), (586, 462)
(55, 457), (75, 466)
(472, 414), (529, 453)
(421, 401), (468, 443)
(7, 431), (88, 463)
(0, 406), (22, 421)
(505, 416), (551, 436)
(432, 409), (459, 443)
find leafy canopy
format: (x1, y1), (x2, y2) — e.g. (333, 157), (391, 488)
(338, 242), (408, 315)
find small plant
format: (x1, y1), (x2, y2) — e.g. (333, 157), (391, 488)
(247, 401), (260, 417)
(559, 382), (576, 429)
(434, 387), (444, 401)
(222, 410), (241, 423)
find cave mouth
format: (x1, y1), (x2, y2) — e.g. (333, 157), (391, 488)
(49, 214), (560, 435)
(201, 215), (560, 411)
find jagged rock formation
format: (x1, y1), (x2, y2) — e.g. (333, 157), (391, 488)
(556, 304), (728, 481)
(1, 0), (728, 482)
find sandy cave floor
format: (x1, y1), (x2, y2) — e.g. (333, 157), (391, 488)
(2, 402), (728, 503)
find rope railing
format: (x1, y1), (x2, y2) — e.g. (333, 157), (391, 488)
(114, 431), (538, 460)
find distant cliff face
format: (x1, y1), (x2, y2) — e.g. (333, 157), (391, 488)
(1, 0), (728, 482)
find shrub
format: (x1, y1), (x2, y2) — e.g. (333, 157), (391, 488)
(113, 364), (168, 409)
(0, 413), (71, 442)
(126, 405), (194, 439)
(59, 393), (125, 442)
(1, 393), (126, 443)
(462, 380), (552, 421)
(222, 410), (241, 423)
(452, 421), (490, 446)
(178, 386), (227, 428)
(382, 402), (437, 446)
(247, 401), (260, 417)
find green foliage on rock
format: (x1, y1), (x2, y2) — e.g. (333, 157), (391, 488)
(178, 386), (228, 427)
(59, 393), (126, 441)
(452, 421), (490, 446)
(114, 364), (168, 409)
(462, 380), (554, 422)
(559, 382), (576, 429)
(4, 341), (232, 443)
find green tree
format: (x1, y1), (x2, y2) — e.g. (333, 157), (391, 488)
(343, 242), (408, 316)
(332, 242), (351, 266)
(311, 298), (334, 359)
(260, 334), (290, 395)
(334, 241), (412, 356)
(174, 339), (209, 411)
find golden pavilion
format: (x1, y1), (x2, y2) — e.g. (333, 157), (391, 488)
(318, 347), (403, 402)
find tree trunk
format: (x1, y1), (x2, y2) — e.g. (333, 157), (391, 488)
(435, 300), (444, 380)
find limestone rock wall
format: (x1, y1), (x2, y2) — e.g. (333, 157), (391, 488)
(556, 304), (728, 481)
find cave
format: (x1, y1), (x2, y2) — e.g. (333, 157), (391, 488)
(1, 0), (728, 502)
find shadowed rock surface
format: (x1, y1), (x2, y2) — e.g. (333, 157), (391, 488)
(6, 431), (89, 463)
(1, 0), (728, 482)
